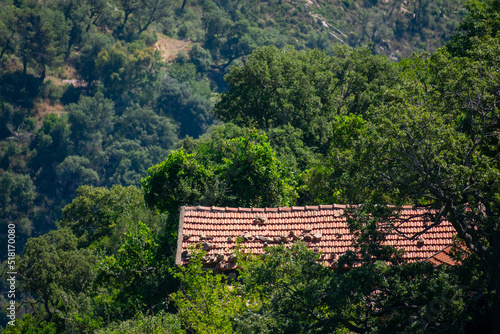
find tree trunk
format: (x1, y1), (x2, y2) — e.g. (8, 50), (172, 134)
(118, 10), (132, 33)
(65, 26), (78, 61)
(44, 298), (53, 322)
(0, 32), (13, 61)
(40, 58), (46, 82)
(40, 67), (46, 82)
(386, 0), (399, 22)
(22, 24), (28, 96)
(492, 295), (500, 334)
(181, 0), (188, 10)
(490, 240), (500, 334)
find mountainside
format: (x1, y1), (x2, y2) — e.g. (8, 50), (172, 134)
(7, 0), (499, 333)
(314, 0), (465, 59)
(0, 0), (466, 247)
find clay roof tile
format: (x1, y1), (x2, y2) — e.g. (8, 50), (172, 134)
(177, 205), (457, 267)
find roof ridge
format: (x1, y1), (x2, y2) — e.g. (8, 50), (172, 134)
(181, 204), (421, 212)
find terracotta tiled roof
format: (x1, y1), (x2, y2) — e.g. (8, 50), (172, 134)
(176, 205), (457, 269)
(427, 245), (458, 266)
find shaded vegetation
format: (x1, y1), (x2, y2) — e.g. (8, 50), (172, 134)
(4, 0), (500, 333)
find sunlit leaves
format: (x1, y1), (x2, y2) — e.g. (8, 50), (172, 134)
(142, 132), (297, 222)
(170, 249), (258, 334)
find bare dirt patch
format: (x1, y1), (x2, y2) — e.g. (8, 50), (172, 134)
(34, 100), (66, 127)
(45, 64), (79, 85)
(154, 34), (192, 62)
(64, 64), (78, 79)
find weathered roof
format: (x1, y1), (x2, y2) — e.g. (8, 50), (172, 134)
(176, 205), (457, 269)
(426, 245), (458, 266)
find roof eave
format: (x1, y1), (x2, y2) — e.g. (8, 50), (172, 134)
(175, 206), (186, 265)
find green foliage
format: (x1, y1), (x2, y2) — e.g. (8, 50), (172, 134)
(215, 45), (331, 129)
(32, 113), (70, 166)
(328, 261), (466, 333)
(447, 0), (500, 56)
(117, 0), (171, 37)
(76, 32), (116, 87)
(142, 149), (212, 215)
(2, 0), (497, 331)
(236, 242), (333, 333)
(86, 105), (179, 187)
(15, 1), (70, 80)
(238, 243), (466, 333)
(262, 124), (318, 176)
(67, 92), (115, 156)
(143, 132), (297, 219)
(209, 133), (298, 208)
(2, 314), (57, 334)
(0, 171), (35, 223)
(95, 41), (158, 98)
(65, 95), (179, 191)
(301, 114), (368, 204)
(114, 106), (177, 149)
(317, 35), (500, 331)
(214, 45), (400, 152)
(0, 71), (41, 108)
(96, 221), (175, 318)
(8, 195), (173, 331)
(99, 140), (152, 187)
(156, 76), (213, 138)
(0, 102), (18, 140)
(170, 248), (257, 334)
(30, 113), (71, 199)
(317, 0), (464, 58)
(0, 170), (36, 254)
(188, 44), (213, 74)
(0, 3), (18, 63)
(56, 155), (99, 199)
(339, 204), (406, 267)
(169, 243), (466, 334)
(97, 312), (183, 334)
(12, 228), (98, 331)
(61, 185), (164, 250)
(0, 0), (468, 268)
(196, 0), (325, 64)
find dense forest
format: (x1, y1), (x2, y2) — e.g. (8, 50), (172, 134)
(2, 0), (500, 332)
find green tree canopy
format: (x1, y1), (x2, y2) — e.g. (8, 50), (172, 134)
(170, 247), (256, 334)
(96, 221), (175, 318)
(95, 41), (158, 98)
(156, 76), (213, 138)
(0, 3), (18, 62)
(61, 185), (164, 250)
(14, 228), (98, 331)
(142, 132), (297, 232)
(117, 0), (171, 36)
(76, 31), (115, 87)
(448, 0), (500, 56)
(171, 242), (466, 334)
(317, 39), (500, 331)
(213, 45), (400, 152)
(67, 92), (115, 156)
(16, 1), (69, 82)
(55, 155), (99, 200)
